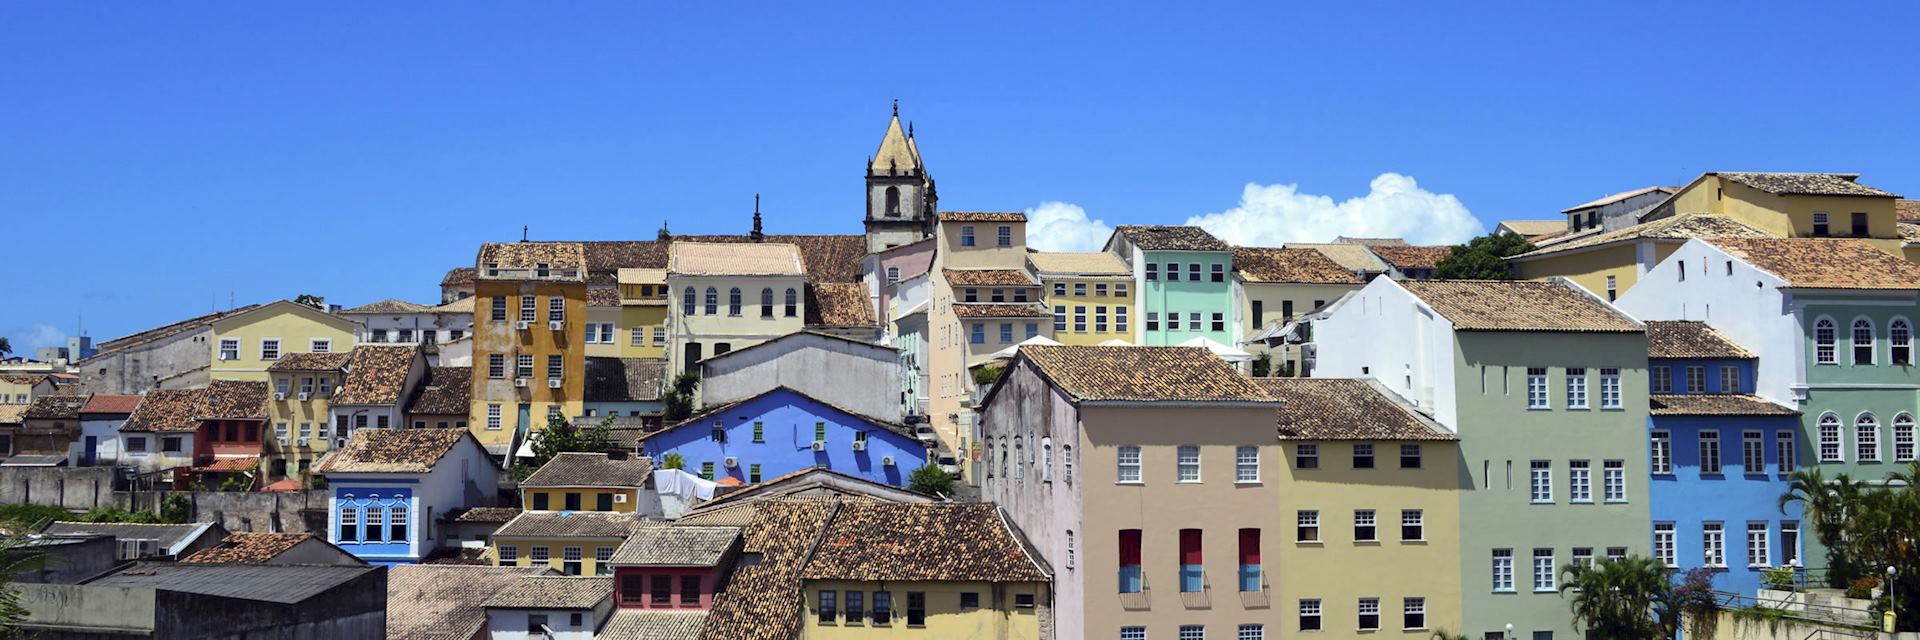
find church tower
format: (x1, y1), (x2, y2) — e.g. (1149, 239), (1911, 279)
(864, 100), (938, 252)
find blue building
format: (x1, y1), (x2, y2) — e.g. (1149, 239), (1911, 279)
(639, 387), (928, 487)
(1645, 321), (1802, 595)
(316, 428), (501, 565)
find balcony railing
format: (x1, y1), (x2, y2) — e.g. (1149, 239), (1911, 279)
(479, 267), (584, 281)
(1118, 569), (1151, 611)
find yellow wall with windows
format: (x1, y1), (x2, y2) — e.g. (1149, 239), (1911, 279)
(210, 302), (358, 382)
(666, 275), (808, 374)
(619, 306), (668, 359)
(1275, 440), (1463, 639)
(1040, 276), (1133, 346)
(1239, 282), (1362, 336)
(800, 580), (1045, 640)
(266, 369), (343, 473)
(520, 486), (640, 513)
(470, 281), (587, 452)
(1665, 176), (1900, 254)
(1512, 243), (1645, 302)
(492, 536), (622, 576)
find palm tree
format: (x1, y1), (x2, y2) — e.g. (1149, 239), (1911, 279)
(1428, 632), (1470, 640)
(1559, 556), (1672, 639)
(0, 337), (10, 357)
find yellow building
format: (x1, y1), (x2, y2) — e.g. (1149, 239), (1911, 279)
(665, 242), (809, 376)
(617, 268), (669, 359)
(1257, 378), (1464, 639)
(925, 212), (1045, 454)
(470, 242), (589, 459)
(1509, 214), (1772, 301)
(1647, 171), (1902, 250)
(1028, 251), (1133, 346)
(519, 451), (651, 513)
(797, 502), (1050, 640)
(492, 510), (645, 576)
(1231, 247), (1365, 375)
(0, 374), (53, 406)
(263, 351), (350, 479)
(208, 300), (359, 383)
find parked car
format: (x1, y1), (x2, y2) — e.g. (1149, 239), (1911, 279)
(936, 455), (960, 475)
(914, 425), (937, 442)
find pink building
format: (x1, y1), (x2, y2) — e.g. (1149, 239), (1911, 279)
(609, 525), (741, 610)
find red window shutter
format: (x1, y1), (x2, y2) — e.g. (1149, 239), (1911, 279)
(1179, 529), (1203, 565)
(1119, 529), (1142, 566)
(1239, 528), (1260, 564)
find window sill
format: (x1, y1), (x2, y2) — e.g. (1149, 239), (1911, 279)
(1568, 406), (1590, 411)
(1175, 480), (1202, 484)
(1402, 539), (1428, 544)
(1534, 588), (1558, 593)
(1114, 481), (1144, 486)
(1492, 589), (1516, 594)
(1530, 500), (1554, 505)
(1234, 480), (1263, 486)
(1354, 540), (1381, 546)
(1296, 540), (1324, 546)
(1571, 500), (1594, 505)
(1604, 500), (1628, 505)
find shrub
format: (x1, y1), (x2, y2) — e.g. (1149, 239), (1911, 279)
(1846, 576), (1879, 600)
(1760, 566), (1796, 591)
(908, 465), (955, 496)
(972, 366), (1003, 387)
(158, 493), (192, 524)
(1251, 353), (1272, 377)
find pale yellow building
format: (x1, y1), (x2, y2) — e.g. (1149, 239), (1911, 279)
(1509, 214), (1772, 302)
(1029, 251), (1133, 346)
(519, 451), (651, 513)
(492, 510), (644, 576)
(1232, 247), (1365, 375)
(617, 268), (670, 359)
(263, 351), (350, 479)
(0, 374), (53, 406)
(208, 300), (359, 382)
(665, 242), (808, 376)
(470, 242), (589, 459)
(926, 212), (1045, 455)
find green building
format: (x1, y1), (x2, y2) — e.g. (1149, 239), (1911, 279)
(1103, 225), (1235, 346)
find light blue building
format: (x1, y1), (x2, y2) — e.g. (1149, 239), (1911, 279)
(317, 428), (501, 566)
(639, 387), (928, 487)
(1103, 225), (1236, 346)
(1645, 321), (1802, 595)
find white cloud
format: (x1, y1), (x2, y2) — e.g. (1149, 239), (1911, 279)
(1184, 173), (1483, 247)
(1024, 201), (1114, 252)
(5, 324), (68, 355)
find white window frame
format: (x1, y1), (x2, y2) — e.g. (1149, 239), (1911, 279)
(1599, 368), (1621, 409)
(1743, 430), (1765, 474)
(1820, 413), (1844, 462)
(1746, 522), (1770, 568)
(1699, 431), (1722, 474)
(1654, 522), (1676, 567)
(1235, 446), (1259, 483)
(1650, 430), (1672, 475)
(1703, 522), (1726, 567)
(1568, 460), (1591, 503)
(1491, 549), (1514, 592)
(1896, 414), (1917, 462)
(486, 404), (502, 430)
(1851, 316), (1876, 365)
(1814, 316), (1837, 364)
(1176, 445), (1201, 483)
(1857, 413), (1881, 461)
(1116, 446), (1142, 484)
(1526, 367), (1548, 409)
(259, 338), (281, 361)
(1528, 460), (1552, 503)
(1603, 460), (1625, 503)
(1532, 548), (1555, 592)
(1565, 367), (1587, 409)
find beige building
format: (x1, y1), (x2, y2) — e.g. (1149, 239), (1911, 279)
(924, 212), (1047, 458)
(665, 242), (809, 376)
(1029, 252), (1134, 347)
(1231, 247), (1365, 375)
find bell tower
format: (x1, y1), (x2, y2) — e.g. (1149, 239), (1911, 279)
(865, 100), (937, 252)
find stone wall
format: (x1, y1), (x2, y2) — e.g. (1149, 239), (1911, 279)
(0, 467), (327, 533)
(0, 467), (123, 511)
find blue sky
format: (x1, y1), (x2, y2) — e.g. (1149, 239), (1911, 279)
(4, 2), (1919, 352)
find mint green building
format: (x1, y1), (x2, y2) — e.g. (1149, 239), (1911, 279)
(1103, 225), (1235, 346)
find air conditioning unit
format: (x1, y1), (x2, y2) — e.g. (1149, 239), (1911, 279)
(273, 392), (287, 401)
(811, 441), (826, 452)
(613, 494), (629, 504)
(516, 320), (531, 330)
(515, 378), (529, 388)
(881, 455), (897, 467)
(277, 437), (288, 445)
(548, 320), (564, 331)
(547, 378), (562, 389)
(851, 440), (868, 452)
(297, 392), (311, 401)
(296, 438), (310, 447)
(723, 456), (739, 468)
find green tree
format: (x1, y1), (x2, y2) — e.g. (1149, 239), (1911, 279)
(660, 453), (685, 470)
(1557, 555), (1676, 640)
(0, 534), (45, 637)
(661, 371), (700, 422)
(1434, 231), (1537, 280)
(0, 337), (10, 357)
(1251, 353), (1272, 377)
(293, 294), (326, 309)
(159, 493), (192, 524)
(908, 465), (955, 496)
(972, 365), (1003, 387)
(529, 415), (614, 466)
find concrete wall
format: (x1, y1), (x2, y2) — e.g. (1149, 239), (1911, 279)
(77, 327), (215, 395)
(701, 333), (904, 423)
(0, 466), (120, 510)
(0, 467), (331, 533)
(19, 583), (157, 635)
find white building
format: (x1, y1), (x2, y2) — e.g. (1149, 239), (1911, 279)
(339, 298), (474, 358)
(483, 575), (613, 640)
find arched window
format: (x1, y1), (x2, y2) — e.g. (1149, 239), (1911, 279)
(704, 287), (719, 316)
(885, 186), (901, 217)
(1819, 413), (1843, 462)
(1042, 437), (1053, 483)
(683, 287), (698, 316)
(1063, 445), (1074, 483)
(1895, 413), (1916, 462)
(1814, 318), (1837, 364)
(1013, 436), (1024, 480)
(1893, 318), (1913, 365)
(1857, 413), (1881, 462)
(784, 288), (799, 317)
(1852, 318), (1875, 365)
(728, 288), (743, 316)
(760, 288), (775, 318)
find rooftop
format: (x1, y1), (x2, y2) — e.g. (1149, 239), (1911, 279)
(1232, 247), (1364, 284)
(493, 511), (649, 539)
(83, 305), (262, 363)
(440, 267), (477, 287)
(953, 304), (1049, 318)
(179, 533), (326, 564)
(447, 506), (523, 524)
(331, 345), (417, 406)
(583, 357), (666, 403)
(204, 380), (270, 419)
(40, 521), (214, 552)
(1497, 220), (1569, 236)
(1026, 251), (1130, 276)
(1016, 345), (1276, 404)
(1645, 321), (1755, 359)
(1284, 243), (1388, 273)
(805, 283), (877, 327)
(668, 242), (806, 277)
(943, 269), (1036, 287)
(339, 299), (431, 315)
(388, 565), (557, 640)
(316, 428), (472, 474)
(476, 242), (588, 275)
(799, 502), (1048, 583)
(1113, 225), (1231, 252)
(24, 394), (88, 420)
(1399, 280), (1642, 332)
(1368, 245), (1454, 271)
(602, 610), (707, 640)
(607, 525), (739, 566)
(1649, 394), (1800, 416)
(406, 366), (472, 416)
(1514, 214), (1774, 259)
(83, 562), (376, 604)
(940, 211), (1026, 222)
(1253, 378), (1456, 441)
(79, 394), (141, 415)
(266, 351), (352, 372)
(483, 575), (613, 610)
(700, 501), (835, 640)
(1899, 200), (1920, 223)
(1708, 237), (1920, 290)
(1562, 186), (1678, 212)
(521, 452), (651, 489)
(1711, 172), (1899, 198)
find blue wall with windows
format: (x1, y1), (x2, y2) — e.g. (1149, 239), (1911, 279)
(1647, 359), (1755, 395)
(640, 388), (927, 486)
(333, 483), (418, 565)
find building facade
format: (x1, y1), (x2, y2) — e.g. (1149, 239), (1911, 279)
(1029, 252), (1135, 347)
(664, 242), (809, 376)
(471, 242), (590, 459)
(208, 300), (359, 383)
(317, 428), (501, 566)
(640, 387), (927, 487)
(1105, 226), (1234, 347)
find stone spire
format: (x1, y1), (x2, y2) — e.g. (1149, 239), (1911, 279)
(869, 102), (921, 176)
(751, 194), (765, 242)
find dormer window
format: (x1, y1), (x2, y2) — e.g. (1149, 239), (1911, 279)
(960, 226), (976, 247)
(485, 263), (499, 277)
(536, 263), (550, 278)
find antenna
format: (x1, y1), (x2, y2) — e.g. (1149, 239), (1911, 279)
(522, 225), (529, 242)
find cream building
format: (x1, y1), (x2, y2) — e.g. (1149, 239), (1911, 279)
(208, 300), (359, 383)
(1029, 252), (1134, 347)
(924, 212), (1047, 458)
(665, 242), (808, 376)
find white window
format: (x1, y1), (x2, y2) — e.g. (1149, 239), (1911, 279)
(219, 338), (239, 360)
(1121, 628), (1146, 640)
(1599, 368), (1621, 408)
(1685, 365), (1707, 393)
(310, 339), (331, 353)
(1857, 413), (1881, 461)
(1778, 430), (1797, 472)
(1526, 367), (1548, 409)
(1747, 522), (1770, 567)
(498, 545), (518, 562)
(1782, 522), (1801, 567)
(1650, 430), (1672, 474)
(1568, 460), (1591, 503)
(260, 339), (281, 360)
(1296, 510), (1320, 542)
(1894, 318), (1913, 365)
(1852, 318), (1875, 364)
(486, 404), (502, 430)
(1703, 522), (1726, 567)
(1720, 365), (1742, 393)
(530, 546), (550, 563)
(1529, 460), (1551, 503)
(1065, 530), (1074, 568)
(1298, 599), (1321, 631)
(1402, 597), (1427, 630)
(1896, 414), (1917, 461)
(1400, 509), (1424, 541)
(1492, 549), (1514, 592)
(520, 295), (537, 322)
(1353, 510), (1377, 541)
(1235, 446), (1259, 483)
(631, 328), (645, 347)
(1116, 446), (1141, 483)
(1237, 624), (1263, 640)
(516, 355), (533, 379)
(1565, 367), (1587, 409)
(1603, 460), (1625, 503)
(886, 266), (901, 284)
(488, 354), (506, 379)
(1699, 431), (1722, 474)
(1180, 626), (1205, 640)
(1176, 445), (1201, 482)
(1743, 430), (1765, 474)
(1651, 366), (1672, 393)
(1532, 548), (1555, 592)
(1358, 598), (1381, 630)
(1654, 522), (1676, 567)
(1820, 414), (1843, 461)
(1815, 317), (1837, 364)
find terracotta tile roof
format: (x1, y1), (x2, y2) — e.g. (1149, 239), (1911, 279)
(1562, 186), (1677, 212)
(1645, 321), (1755, 359)
(1514, 214), (1774, 259)
(608, 525), (738, 566)
(493, 511), (649, 539)
(406, 366), (472, 415)
(122, 389), (204, 432)
(1899, 200), (1920, 223)
(1233, 247), (1364, 284)
(701, 500), (835, 640)
(1649, 394), (1800, 416)
(448, 507), (522, 523)
(943, 269), (1035, 287)
(800, 502), (1048, 582)
(1114, 225), (1231, 252)
(0, 405), (26, 425)
(388, 565), (556, 640)
(939, 211), (1027, 222)
(477, 242), (588, 273)
(805, 283), (877, 327)
(266, 351), (351, 372)
(83, 305), (263, 363)
(1017, 345), (1276, 404)
(193, 457), (260, 473)
(1497, 220), (1568, 237)
(680, 466), (931, 514)
(431, 297), (474, 314)
(668, 241), (806, 277)
(602, 610), (706, 640)
(1285, 243), (1388, 273)
(179, 533), (314, 564)
(483, 575), (612, 610)
(581, 241), (671, 285)
(1712, 172), (1899, 198)
(1901, 222), (1920, 245)
(1027, 251), (1130, 276)
(24, 395), (88, 420)
(332, 345), (417, 406)
(1399, 280), (1642, 332)
(316, 428), (470, 473)
(441, 267), (477, 287)
(1252, 378), (1456, 441)
(204, 380), (269, 419)
(0, 374), (46, 386)
(587, 287), (621, 307)
(1709, 237), (1920, 290)
(1337, 237), (1407, 247)
(521, 452), (651, 488)
(339, 299), (430, 315)
(79, 394), (141, 415)
(681, 235), (866, 284)
(583, 357), (665, 403)
(1369, 245), (1454, 271)
(953, 304), (1049, 318)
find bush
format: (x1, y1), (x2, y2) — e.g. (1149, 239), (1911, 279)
(972, 366), (1003, 387)
(1761, 566), (1796, 591)
(159, 493), (192, 524)
(1846, 576), (1879, 599)
(660, 453), (685, 470)
(908, 465), (955, 496)
(1251, 353), (1272, 377)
